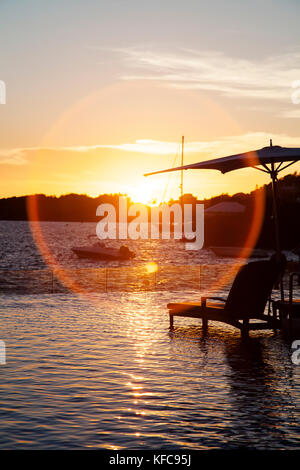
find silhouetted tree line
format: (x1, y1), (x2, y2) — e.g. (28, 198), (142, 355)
(0, 173), (300, 249)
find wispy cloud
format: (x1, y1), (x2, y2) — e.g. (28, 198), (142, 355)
(0, 144), (105, 165)
(115, 47), (300, 105)
(0, 142), (176, 165)
(74, 133), (300, 157)
(0, 148), (28, 165)
(1, 132), (300, 165)
(98, 139), (180, 155)
(282, 108), (300, 118)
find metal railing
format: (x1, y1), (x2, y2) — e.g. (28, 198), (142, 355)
(0, 264), (243, 295)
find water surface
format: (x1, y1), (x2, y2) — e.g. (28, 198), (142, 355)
(0, 292), (299, 449)
(0, 220), (299, 449)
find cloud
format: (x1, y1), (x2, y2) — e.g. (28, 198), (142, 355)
(114, 47), (300, 105)
(0, 145), (104, 165)
(282, 108), (300, 118)
(0, 148), (28, 165)
(0, 142), (176, 164)
(1, 132), (299, 165)
(97, 139), (180, 155)
(79, 133), (300, 158)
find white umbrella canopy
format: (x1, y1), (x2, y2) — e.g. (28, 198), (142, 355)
(144, 141), (300, 257)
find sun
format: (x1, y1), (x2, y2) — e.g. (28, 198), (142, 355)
(129, 180), (160, 205)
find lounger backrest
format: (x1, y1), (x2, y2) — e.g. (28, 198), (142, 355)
(224, 254), (286, 318)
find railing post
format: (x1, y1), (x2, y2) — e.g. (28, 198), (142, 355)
(199, 265), (201, 291)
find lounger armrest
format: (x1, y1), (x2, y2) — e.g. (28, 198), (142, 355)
(201, 296), (226, 306)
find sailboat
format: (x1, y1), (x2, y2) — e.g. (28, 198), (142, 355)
(178, 136), (196, 242)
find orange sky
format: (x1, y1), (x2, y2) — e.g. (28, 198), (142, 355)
(1, 1), (300, 203)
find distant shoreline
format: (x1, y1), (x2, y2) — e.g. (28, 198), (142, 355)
(1, 173), (300, 250)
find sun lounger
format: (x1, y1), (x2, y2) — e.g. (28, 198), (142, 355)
(168, 254), (286, 336)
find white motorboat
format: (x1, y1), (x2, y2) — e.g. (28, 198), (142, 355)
(72, 241), (135, 261)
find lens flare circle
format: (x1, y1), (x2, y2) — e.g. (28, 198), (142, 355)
(27, 82), (266, 301)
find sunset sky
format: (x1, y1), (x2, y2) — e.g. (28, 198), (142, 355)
(1, 0), (300, 203)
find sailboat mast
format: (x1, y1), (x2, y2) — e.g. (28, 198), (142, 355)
(180, 135), (184, 203)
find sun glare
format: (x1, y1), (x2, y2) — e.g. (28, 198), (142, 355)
(129, 181), (160, 205)
(146, 262), (158, 274)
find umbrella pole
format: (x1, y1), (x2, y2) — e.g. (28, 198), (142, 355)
(270, 165), (284, 300)
(270, 169), (281, 255)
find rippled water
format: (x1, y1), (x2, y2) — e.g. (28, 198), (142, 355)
(0, 220), (247, 295)
(0, 221), (299, 449)
(0, 220), (243, 270)
(0, 292), (299, 449)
